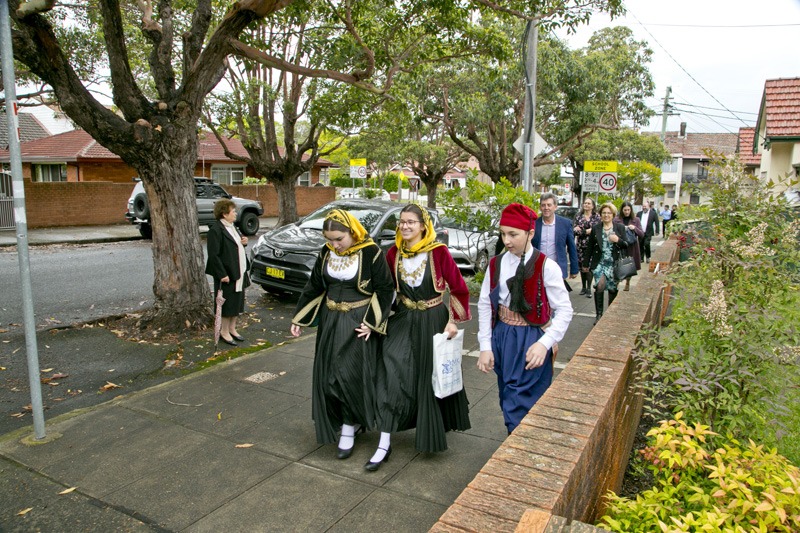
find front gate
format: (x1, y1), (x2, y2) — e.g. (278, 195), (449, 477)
(0, 173), (14, 230)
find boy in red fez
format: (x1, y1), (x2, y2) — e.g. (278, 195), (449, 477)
(476, 203), (574, 434)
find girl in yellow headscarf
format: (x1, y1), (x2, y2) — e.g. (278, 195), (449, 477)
(369, 204), (472, 471)
(290, 208), (394, 461)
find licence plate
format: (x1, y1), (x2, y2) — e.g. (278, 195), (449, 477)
(266, 267), (285, 279)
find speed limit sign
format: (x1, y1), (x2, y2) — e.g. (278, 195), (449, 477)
(357, 166), (367, 178)
(599, 173), (617, 193)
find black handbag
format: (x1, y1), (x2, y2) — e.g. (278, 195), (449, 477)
(614, 251), (637, 281)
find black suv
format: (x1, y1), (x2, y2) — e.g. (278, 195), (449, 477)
(125, 178), (264, 238)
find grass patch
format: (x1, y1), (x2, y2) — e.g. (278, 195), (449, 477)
(192, 342), (273, 372)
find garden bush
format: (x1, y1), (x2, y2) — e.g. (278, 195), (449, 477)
(600, 413), (800, 533)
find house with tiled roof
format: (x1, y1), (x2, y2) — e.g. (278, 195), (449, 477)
(752, 77), (800, 192)
(0, 129), (336, 185)
(736, 127), (761, 174)
(0, 112), (51, 147)
(651, 127), (738, 206)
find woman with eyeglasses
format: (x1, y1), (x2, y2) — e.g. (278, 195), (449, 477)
(584, 202), (629, 325)
(370, 204), (472, 471)
(290, 209), (394, 462)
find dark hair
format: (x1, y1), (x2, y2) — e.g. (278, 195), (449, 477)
(620, 201), (634, 220)
(322, 218), (349, 233)
(214, 199), (236, 220)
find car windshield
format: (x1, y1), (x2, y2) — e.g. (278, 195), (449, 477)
(299, 205), (385, 232)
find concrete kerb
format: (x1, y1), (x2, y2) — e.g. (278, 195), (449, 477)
(0, 333), (314, 446)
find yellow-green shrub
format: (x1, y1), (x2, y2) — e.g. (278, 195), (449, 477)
(600, 414), (800, 532)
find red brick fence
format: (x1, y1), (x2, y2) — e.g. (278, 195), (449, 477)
(431, 238), (679, 532)
(11, 180), (334, 229)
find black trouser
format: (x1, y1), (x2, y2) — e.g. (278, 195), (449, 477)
(639, 235), (652, 262)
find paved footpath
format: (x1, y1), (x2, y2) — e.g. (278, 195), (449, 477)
(0, 234), (661, 532)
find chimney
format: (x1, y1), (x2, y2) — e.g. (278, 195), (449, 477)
(679, 122), (687, 138)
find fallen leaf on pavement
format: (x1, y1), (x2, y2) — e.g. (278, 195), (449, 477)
(51, 373), (69, 380)
(217, 412), (222, 420)
(41, 368), (54, 373)
(0, 366), (5, 370)
(17, 508), (32, 516)
(235, 443), (254, 448)
(279, 371), (286, 376)
(10, 413), (24, 418)
(185, 320), (191, 328)
(58, 487), (77, 495)
(99, 382), (121, 392)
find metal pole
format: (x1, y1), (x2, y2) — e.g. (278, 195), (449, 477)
(521, 21), (538, 193)
(660, 86), (672, 142)
(0, 0), (46, 440)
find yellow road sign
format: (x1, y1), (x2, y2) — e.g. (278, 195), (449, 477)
(349, 158), (367, 166)
(584, 161), (617, 172)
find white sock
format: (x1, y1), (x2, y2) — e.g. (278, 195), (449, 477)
(339, 424), (357, 450)
(369, 432), (391, 463)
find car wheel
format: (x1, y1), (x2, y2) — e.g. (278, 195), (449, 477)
(239, 211), (259, 236)
(475, 250), (489, 272)
(138, 222), (152, 239)
(132, 194), (150, 219)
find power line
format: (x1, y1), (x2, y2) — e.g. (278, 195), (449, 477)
(672, 102), (758, 116)
(632, 22), (800, 28)
(672, 106), (757, 123)
(672, 91), (736, 133)
(628, 10), (751, 128)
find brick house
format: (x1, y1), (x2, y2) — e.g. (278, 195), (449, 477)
(751, 77), (800, 193)
(0, 129), (336, 185)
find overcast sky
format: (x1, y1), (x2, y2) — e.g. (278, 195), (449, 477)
(557, 0), (800, 135)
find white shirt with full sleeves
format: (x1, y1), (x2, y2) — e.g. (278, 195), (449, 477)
(477, 248), (573, 353)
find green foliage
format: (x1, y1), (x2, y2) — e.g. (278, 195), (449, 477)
(242, 176), (268, 185)
(617, 161), (666, 200)
(634, 156), (800, 443)
(600, 414), (800, 533)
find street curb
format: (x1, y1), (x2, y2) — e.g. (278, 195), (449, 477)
(0, 235), (144, 248)
(0, 333), (315, 445)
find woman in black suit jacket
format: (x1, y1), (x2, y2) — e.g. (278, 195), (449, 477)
(205, 199), (249, 346)
(584, 202), (629, 325)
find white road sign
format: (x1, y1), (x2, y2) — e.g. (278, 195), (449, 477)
(599, 173), (618, 193)
(583, 171), (600, 193)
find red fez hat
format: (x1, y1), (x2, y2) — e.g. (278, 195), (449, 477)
(499, 203), (537, 231)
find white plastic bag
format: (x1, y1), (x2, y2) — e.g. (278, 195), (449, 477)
(431, 329), (464, 399)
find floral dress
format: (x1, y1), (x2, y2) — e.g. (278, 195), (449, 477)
(592, 230), (618, 292)
(573, 212), (600, 269)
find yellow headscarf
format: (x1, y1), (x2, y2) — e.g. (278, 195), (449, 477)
(324, 209), (375, 256)
(395, 205), (446, 258)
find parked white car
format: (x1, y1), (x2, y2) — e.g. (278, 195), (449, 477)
(443, 217), (498, 272)
(337, 187), (391, 201)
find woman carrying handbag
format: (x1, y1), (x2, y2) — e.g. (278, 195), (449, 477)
(584, 202), (630, 325)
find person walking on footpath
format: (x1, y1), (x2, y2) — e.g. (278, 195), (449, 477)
(637, 200), (659, 265)
(374, 205), (472, 470)
(205, 199), (249, 346)
(290, 209), (394, 460)
(477, 203), (573, 435)
(660, 203), (672, 235)
(572, 197), (601, 299)
(585, 202), (629, 325)
(614, 201), (644, 292)
(532, 192), (579, 291)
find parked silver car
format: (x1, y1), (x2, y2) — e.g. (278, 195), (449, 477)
(443, 217), (498, 272)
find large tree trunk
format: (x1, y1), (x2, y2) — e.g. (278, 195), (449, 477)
(136, 133), (213, 331)
(274, 179), (299, 227)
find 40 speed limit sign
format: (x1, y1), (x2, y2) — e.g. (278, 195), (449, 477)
(599, 173), (617, 193)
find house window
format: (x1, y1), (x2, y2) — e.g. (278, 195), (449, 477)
(319, 168), (329, 185)
(660, 159), (678, 173)
(689, 193), (700, 204)
(667, 189), (676, 198)
(32, 164), (67, 182)
(297, 171), (311, 187)
(211, 165), (245, 185)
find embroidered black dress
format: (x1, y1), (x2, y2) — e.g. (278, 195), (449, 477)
(377, 252), (471, 453)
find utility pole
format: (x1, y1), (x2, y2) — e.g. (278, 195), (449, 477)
(521, 21), (538, 193)
(660, 86), (672, 142)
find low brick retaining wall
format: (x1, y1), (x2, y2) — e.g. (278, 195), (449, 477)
(431, 238), (679, 532)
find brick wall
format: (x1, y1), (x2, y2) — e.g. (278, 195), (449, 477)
(21, 180), (335, 228)
(431, 238), (680, 533)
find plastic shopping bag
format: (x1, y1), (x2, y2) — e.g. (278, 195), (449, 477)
(431, 329), (464, 399)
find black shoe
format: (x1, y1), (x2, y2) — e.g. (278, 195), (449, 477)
(364, 446), (392, 471)
(586, 290), (592, 299)
(230, 333), (245, 342)
(579, 288), (587, 295)
(336, 425), (365, 460)
(593, 314), (602, 325)
(220, 336), (237, 346)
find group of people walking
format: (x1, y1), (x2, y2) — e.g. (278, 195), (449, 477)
(204, 194), (668, 468)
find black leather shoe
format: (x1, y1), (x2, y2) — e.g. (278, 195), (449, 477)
(579, 288), (587, 295)
(364, 446), (391, 472)
(336, 425), (365, 460)
(220, 337), (237, 346)
(230, 333), (245, 342)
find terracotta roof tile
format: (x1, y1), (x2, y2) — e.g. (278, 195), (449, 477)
(762, 77), (800, 138)
(0, 112), (51, 147)
(736, 127), (761, 166)
(649, 131), (738, 159)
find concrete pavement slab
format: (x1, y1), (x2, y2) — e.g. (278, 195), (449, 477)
(120, 374), (307, 438)
(384, 431), (503, 507)
(230, 400), (322, 461)
(463, 390), (509, 442)
(184, 462), (374, 533)
(101, 440), (290, 531)
(332, 488), (448, 533)
(212, 348), (315, 397)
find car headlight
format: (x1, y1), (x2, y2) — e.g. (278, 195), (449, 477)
(252, 234), (270, 255)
